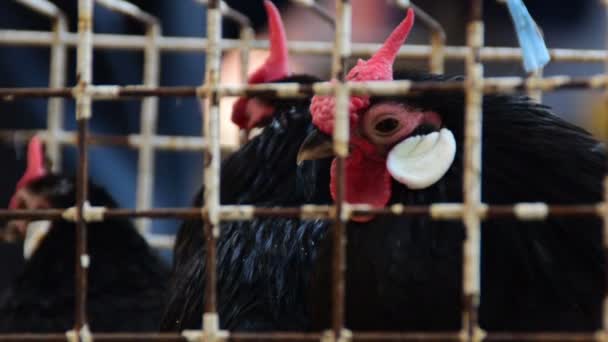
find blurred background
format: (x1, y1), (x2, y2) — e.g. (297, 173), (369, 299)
(0, 0), (604, 287)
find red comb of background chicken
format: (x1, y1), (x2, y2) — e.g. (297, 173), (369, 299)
(9, 136), (47, 209)
(231, 0), (291, 129)
(310, 8), (415, 135)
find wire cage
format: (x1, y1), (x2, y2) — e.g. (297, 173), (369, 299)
(1, 0), (608, 341)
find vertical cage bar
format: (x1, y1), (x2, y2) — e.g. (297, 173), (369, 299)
(136, 23), (161, 235)
(603, 177), (608, 336)
(430, 30), (445, 74)
(411, 2), (446, 74)
(12, 0), (68, 172)
(237, 26), (253, 146)
(526, 68), (543, 103)
(93, 0), (161, 236)
(202, 0), (222, 336)
(603, 0), (608, 335)
(238, 27), (252, 93)
(331, 0), (351, 339)
(463, 0), (484, 340)
(526, 21), (545, 103)
(74, 0), (94, 331)
(47, 14), (67, 172)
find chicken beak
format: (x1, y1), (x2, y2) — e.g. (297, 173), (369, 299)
(297, 129), (335, 165)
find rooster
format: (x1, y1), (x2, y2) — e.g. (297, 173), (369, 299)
(160, 0), (332, 331)
(299, 9), (605, 332)
(0, 136), (169, 332)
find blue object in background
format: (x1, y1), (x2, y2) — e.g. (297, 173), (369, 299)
(505, 0), (551, 73)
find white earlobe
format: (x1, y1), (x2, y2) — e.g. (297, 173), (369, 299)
(23, 220), (51, 260)
(386, 128), (456, 190)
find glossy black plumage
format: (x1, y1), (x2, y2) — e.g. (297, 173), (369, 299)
(160, 74), (333, 331)
(0, 174), (169, 332)
(309, 71), (606, 332)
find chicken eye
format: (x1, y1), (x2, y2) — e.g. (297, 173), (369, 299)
(374, 118), (400, 135)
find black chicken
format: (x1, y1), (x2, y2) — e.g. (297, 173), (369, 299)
(0, 137), (169, 332)
(160, 1), (332, 332)
(299, 9), (605, 332)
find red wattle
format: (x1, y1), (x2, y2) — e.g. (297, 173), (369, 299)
(231, 98), (249, 129)
(245, 98), (275, 129)
(329, 138), (392, 222)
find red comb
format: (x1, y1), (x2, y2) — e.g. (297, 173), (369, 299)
(247, 0), (290, 84)
(231, 0), (291, 129)
(9, 136), (47, 209)
(311, 9), (415, 134)
(348, 8), (415, 82)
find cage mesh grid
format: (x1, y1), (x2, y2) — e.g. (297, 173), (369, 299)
(0, 0), (607, 340)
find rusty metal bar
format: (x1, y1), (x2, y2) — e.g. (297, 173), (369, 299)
(329, 0), (351, 339)
(527, 68), (543, 103)
(137, 13), (161, 235)
(5, 74), (608, 101)
(94, 0), (162, 237)
(238, 26), (253, 94)
(237, 26), (253, 147)
(0, 203), (604, 222)
(463, 0), (484, 340)
(47, 16), (67, 173)
(0, 209), (65, 221)
(73, 0), (94, 331)
(1, 331), (608, 341)
(3, 29), (608, 63)
(12, 0), (67, 172)
(483, 332), (605, 341)
(603, 181), (608, 342)
(0, 130), (224, 152)
(195, 0), (255, 90)
(135, 24), (160, 234)
(603, 0), (608, 335)
(0, 333), (186, 342)
(201, 0), (224, 338)
(411, 2), (445, 74)
(74, 96), (91, 330)
(195, 0), (254, 148)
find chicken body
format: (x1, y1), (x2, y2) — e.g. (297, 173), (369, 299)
(160, 74), (333, 331)
(0, 174), (169, 332)
(307, 71), (605, 332)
